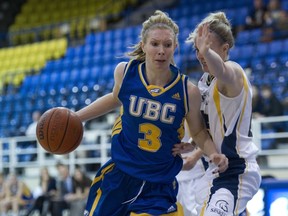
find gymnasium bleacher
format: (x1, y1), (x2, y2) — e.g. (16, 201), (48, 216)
(0, 0), (288, 214)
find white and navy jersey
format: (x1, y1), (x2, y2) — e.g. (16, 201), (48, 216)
(196, 72), (261, 215)
(198, 72), (259, 160)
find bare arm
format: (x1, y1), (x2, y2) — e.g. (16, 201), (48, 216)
(185, 81), (228, 172)
(76, 62), (127, 122)
(197, 23), (243, 97)
(185, 82), (217, 156)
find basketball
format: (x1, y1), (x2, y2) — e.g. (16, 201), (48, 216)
(36, 107), (84, 154)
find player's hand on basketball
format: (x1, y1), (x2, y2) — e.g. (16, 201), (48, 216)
(209, 153), (229, 173)
(172, 141), (196, 156)
(196, 23), (212, 56)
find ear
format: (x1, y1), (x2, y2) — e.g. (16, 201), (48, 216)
(140, 41), (145, 53)
(222, 43), (229, 53)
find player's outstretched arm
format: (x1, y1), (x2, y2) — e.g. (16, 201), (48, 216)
(76, 62), (126, 122)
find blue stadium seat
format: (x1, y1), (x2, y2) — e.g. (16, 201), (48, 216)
(79, 67), (90, 82)
(82, 56), (94, 68)
(229, 47), (241, 60)
(179, 6), (190, 18)
(282, 38), (288, 53)
(83, 44), (94, 57)
(237, 59), (249, 69)
(85, 33), (95, 45)
(23, 99), (33, 112)
(94, 32), (105, 44)
(62, 58), (73, 70)
(268, 40), (283, 56)
(170, 8), (182, 19)
(234, 7), (249, 25)
(238, 44), (254, 60)
(113, 39), (125, 53)
(250, 57), (264, 70)
(65, 47), (75, 59)
(282, 0), (288, 11)
(70, 68), (81, 86)
(249, 29), (262, 43)
(74, 46), (85, 57)
(105, 29), (115, 42)
(103, 40), (113, 54)
(254, 43), (269, 58)
(279, 53), (288, 67)
(20, 75), (41, 95)
(236, 31), (250, 45)
(71, 57), (83, 70)
(52, 59), (63, 72)
(264, 55), (278, 69)
(178, 17), (188, 29)
(114, 28), (125, 41)
(44, 61), (56, 73)
(59, 70), (69, 83)
(49, 72), (59, 85)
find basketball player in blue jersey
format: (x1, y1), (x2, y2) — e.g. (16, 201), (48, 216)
(76, 10), (228, 216)
(173, 12), (262, 216)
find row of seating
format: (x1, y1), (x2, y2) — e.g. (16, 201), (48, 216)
(9, 0), (138, 45)
(170, 6), (249, 27)
(0, 38), (67, 90)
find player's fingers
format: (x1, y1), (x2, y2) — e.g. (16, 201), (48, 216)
(210, 154), (229, 173)
(203, 23), (208, 35)
(198, 25), (203, 37)
(216, 155), (229, 173)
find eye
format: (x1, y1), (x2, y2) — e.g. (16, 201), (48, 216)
(151, 41), (158, 46)
(164, 43), (172, 48)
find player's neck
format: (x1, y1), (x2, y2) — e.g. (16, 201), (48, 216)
(144, 66), (172, 87)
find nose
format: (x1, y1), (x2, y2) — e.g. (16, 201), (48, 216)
(158, 45), (164, 55)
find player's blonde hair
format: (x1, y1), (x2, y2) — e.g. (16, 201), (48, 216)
(127, 10), (179, 64)
(186, 12), (234, 50)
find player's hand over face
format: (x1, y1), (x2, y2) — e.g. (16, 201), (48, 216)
(209, 153), (229, 173)
(172, 142), (196, 157)
(196, 23), (212, 56)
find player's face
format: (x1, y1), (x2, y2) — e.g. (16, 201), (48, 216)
(142, 28), (176, 70)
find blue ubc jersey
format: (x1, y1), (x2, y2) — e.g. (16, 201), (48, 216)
(111, 60), (189, 183)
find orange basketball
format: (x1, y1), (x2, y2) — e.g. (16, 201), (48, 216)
(36, 107), (83, 154)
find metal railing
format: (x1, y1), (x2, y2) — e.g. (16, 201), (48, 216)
(0, 129), (111, 175)
(0, 116), (288, 175)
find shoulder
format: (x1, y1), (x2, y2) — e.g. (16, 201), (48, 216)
(186, 80), (202, 112)
(115, 61), (128, 74)
(187, 81), (201, 99)
(114, 61), (128, 84)
(224, 60), (245, 84)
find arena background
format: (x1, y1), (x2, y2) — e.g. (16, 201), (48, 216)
(0, 0), (288, 215)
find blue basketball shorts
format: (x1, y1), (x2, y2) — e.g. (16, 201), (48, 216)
(84, 159), (184, 216)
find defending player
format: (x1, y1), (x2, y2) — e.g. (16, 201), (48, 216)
(173, 12), (261, 216)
